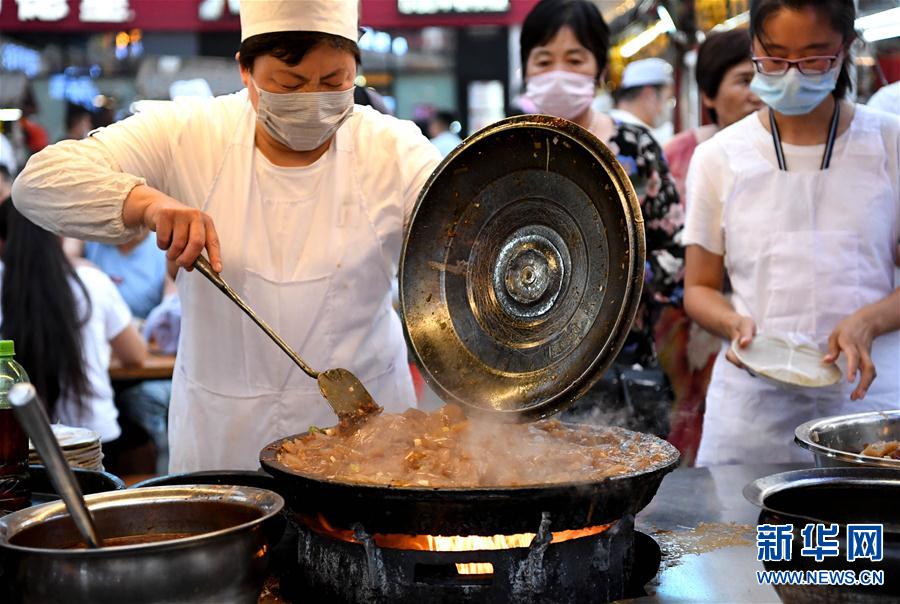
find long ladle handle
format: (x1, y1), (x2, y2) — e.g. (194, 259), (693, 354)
(9, 383), (104, 549)
(193, 255), (319, 379)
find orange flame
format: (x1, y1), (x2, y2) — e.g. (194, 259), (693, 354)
(300, 514), (612, 576)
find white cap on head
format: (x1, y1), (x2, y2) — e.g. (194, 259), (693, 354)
(239, 0), (358, 43)
(621, 58), (674, 88)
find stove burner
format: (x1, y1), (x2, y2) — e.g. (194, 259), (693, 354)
(286, 513), (660, 603)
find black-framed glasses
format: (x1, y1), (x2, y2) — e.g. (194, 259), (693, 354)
(751, 54), (842, 76)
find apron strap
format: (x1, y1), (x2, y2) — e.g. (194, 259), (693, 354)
(769, 101), (841, 172)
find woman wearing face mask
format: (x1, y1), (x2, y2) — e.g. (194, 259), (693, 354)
(12, 1), (442, 472)
(516, 0), (683, 434)
(684, 0), (900, 465)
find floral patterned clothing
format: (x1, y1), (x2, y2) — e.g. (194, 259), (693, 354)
(591, 114), (684, 366)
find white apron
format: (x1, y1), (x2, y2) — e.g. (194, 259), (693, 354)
(696, 108), (900, 466)
(168, 105), (415, 472)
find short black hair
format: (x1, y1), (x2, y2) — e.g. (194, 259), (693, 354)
(239, 31), (360, 72)
(750, 0), (855, 99)
(65, 102), (93, 131)
(431, 110), (458, 129)
(613, 84), (664, 105)
(520, 0), (610, 82)
(696, 29), (752, 123)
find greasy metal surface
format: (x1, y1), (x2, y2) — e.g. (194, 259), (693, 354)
(0, 485), (285, 604)
(794, 410), (900, 469)
(259, 424), (679, 535)
(629, 463), (807, 604)
(399, 115), (645, 419)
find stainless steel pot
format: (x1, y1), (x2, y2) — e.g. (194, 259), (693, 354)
(0, 485), (284, 604)
(795, 410), (900, 469)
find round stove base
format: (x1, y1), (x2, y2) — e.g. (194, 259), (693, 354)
(282, 512), (660, 604)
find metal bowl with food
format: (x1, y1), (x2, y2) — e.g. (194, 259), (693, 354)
(795, 410), (900, 469)
(0, 485), (284, 604)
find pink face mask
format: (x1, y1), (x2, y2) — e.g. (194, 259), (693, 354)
(524, 70), (596, 121)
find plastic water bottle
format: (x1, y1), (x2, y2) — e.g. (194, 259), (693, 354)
(0, 339), (30, 513)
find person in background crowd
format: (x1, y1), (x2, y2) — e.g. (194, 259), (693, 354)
(684, 0), (900, 465)
(611, 58), (676, 145)
(80, 233), (175, 320)
(354, 86), (393, 115)
(868, 80), (900, 116)
(0, 166), (12, 202)
(516, 0), (683, 435)
(0, 133), (16, 176)
(656, 28), (763, 465)
(428, 110), (462, 157)
(18, 85), (48, 155)
(0, 200), (146, 449)
(75, 232), (177, 472)
(60, 103), (95, 142)
(665, 30), (763, 201)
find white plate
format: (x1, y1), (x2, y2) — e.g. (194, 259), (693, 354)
(28, 424), (100, 452)
(731, 333), (842, 390)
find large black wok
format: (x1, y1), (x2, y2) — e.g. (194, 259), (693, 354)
(260, 425), (678, 536)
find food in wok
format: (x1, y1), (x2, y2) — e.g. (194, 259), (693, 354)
(860, 440), (900, 460)
(277, 404), (673, 488)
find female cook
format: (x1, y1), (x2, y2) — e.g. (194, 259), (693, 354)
(684, 0), (900, 465)
(12, 1), (442, 472)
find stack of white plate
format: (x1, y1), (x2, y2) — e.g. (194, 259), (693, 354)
(28, 424), (104, 472)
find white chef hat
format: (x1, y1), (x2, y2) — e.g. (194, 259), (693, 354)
(239, 0), (358, 43)
(620, 58), (674, 88)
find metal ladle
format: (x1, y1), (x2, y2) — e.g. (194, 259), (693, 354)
(8, 383), (103, 548)
(193, 256), (381, 423)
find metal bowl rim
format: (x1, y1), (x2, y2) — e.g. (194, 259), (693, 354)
(259, 423), (681, 494)
(0, 484), (284, 555)
(743, 467), (900, 532)
(794, 410), (900, 468)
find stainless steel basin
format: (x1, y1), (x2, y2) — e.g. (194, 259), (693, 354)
(0, 485), (284, 604)
(795, 410), (900, 469)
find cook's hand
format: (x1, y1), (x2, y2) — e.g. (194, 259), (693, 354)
(725, 314), (756, 369)
(141, 192), (222, 272)
(824, 311), (876, 401)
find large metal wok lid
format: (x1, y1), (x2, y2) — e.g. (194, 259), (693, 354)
(400, 115), (645, 419)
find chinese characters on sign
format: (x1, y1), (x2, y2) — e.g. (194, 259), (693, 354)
(757, 524), (794, 562)
(17, 0), (132, 23)
(757, 523), (884, 563)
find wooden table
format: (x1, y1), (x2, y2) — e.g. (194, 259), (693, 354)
(109, 353), (176, 381)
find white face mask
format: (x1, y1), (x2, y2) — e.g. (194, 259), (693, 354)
(524, 70), (596, 121)
(252, 79), (355, 151)
(654, 96), (676, 128)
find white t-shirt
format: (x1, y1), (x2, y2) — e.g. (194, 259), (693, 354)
(0, 263), (131, 441)
(683, 105), (900, 255)
(252, 148), (328, 267)
(868, 82), (900, 116)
